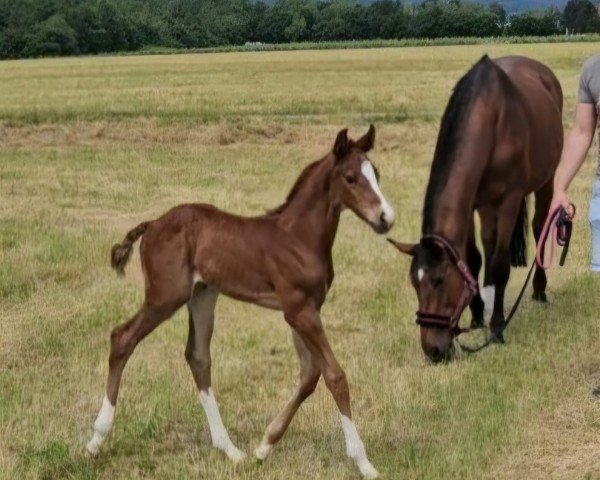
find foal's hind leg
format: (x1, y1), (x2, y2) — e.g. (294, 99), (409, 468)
(532, 180), (553, 302)
(86, 301), (183, 456)
(186, 284), (245, 462)
(255, 331), (320, 460)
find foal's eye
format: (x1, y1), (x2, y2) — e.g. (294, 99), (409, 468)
(345, 174), (356, 184)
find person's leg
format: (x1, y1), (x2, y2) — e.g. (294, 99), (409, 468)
(590, 179), (600, 273)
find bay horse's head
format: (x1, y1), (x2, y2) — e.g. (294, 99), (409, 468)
(387, 236), (476, 363)
(330, 125), (394, 234)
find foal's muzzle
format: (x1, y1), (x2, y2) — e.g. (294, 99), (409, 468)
(372, 211), (394, 234)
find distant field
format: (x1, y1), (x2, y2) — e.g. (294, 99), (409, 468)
(130, 34), (600, 56)
(1, 43), (599, 480)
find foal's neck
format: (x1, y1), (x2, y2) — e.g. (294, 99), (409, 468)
(276, 156), (340, 254)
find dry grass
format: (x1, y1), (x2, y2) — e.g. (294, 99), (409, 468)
(1, 43), (599, 480)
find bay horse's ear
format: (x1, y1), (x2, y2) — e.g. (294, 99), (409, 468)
(333, 128), (350, 159)
(354, 124), (376, 152)
(387, 238), (417, 256)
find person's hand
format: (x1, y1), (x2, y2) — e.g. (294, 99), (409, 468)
(550, 191), (575, 219)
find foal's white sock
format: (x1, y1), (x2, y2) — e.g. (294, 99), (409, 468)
(199, 389), (246, 462)
(341, 415), (379, 479)
(86, 396), (115, 456)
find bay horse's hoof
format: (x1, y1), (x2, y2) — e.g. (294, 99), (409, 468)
(469, 319), (485, 330)
(592, 386), (600, 398)
(532, 291), (547, 302)
(490, 329), (505, 344)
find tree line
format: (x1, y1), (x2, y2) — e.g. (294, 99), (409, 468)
(1, 0), (599, 59)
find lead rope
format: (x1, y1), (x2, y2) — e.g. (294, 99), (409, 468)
(457, 204), (575, 354)
(536, 204), (576, 269)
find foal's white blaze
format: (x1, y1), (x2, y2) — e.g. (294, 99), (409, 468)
(481, 285), (495, 321)
(418, 268), (425, 282)
(360, 161), (395, 226)
(341, 415), (379, 479)
(86, 396), (115, 456)
(199, 388), (246, 462)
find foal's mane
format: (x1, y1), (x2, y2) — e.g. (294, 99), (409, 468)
(422, 55), (499, 233)
(266, 155), (332, 216)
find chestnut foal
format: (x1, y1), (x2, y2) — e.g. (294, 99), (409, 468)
(86, 126), (394, 478)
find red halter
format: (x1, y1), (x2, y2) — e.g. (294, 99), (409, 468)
(415, 235), (479, 334)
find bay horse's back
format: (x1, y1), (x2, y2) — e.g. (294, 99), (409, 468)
(494, 55), (562, 105)
(493, 56), (563, 190)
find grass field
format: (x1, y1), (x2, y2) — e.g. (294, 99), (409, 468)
(1, 43), (600, 480)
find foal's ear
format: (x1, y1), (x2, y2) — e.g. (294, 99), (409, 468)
(387, 238), (417, 256)
(354, 124), (376, 152)
(333, 128), (350, 159)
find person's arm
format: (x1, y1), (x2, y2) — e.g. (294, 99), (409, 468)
(551, 103), (597, 212)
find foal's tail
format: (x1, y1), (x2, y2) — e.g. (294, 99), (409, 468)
(510, 198), (528, 267)
(110, 221), (150, 276)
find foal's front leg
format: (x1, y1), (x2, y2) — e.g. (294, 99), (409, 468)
(255, 331), (320, 460)
(288, 303), (378, 479)
(186, 285), (246, 462)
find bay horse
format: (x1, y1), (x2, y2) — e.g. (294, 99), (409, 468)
(388, 55), (563, 362)
(86, 125), (393, 479)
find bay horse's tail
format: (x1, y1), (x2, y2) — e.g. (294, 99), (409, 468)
(110, 221), (150, 276)
(510, 198), (528, 267)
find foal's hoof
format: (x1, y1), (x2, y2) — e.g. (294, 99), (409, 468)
(225, 445), (247, 463)
(356, 459), (379, 479)
(84, 434), (103, 459)
(254, 442), (273, 461)
(532, 291), (547, 303)
(84, 445), (99, 459)
(592, 386), (600, 398)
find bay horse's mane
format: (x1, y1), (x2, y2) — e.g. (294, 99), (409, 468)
(266, 154), (332, 216)
(422, 55), (502, 234)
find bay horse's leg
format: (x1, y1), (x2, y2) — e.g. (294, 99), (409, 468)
(185, 284), (245, 462)
(86, 300), (183, 456)
(485, 194), (524, 340)
(254, 331), (320, 460)
(285, 303), (378, 479)
(532, 180), (553, 302)
(467, 219), (485, 329)
(479, 206), (498, 323)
